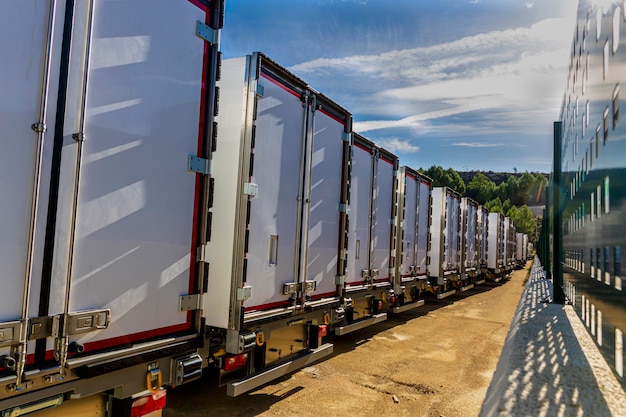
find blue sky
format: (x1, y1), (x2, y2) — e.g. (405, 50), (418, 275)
(220, 0), (579, 173)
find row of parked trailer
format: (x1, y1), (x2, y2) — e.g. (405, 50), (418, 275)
(0, 2), (531, 416)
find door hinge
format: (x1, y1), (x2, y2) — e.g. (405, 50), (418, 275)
(236, 286), (252, 301)
(188, 155), (211, 175)
(195, 20), (217, 44)
(197, 244), (209, 263)
(335, 275), (346, 286)
(179, 294), (204, 312)
(31, 122), (47, 133)
(256, 83), (265, 98)
(243, 182), (258, 197)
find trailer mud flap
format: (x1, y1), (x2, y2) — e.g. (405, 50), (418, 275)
(226, 343), (333, 397)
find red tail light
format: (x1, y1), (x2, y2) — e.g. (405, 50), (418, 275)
(223, 353), (249, 371)
(318, 325), (328, 338)
(131, 389), (166, 417)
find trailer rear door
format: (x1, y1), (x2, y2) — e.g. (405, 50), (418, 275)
(0, 0), (61, 374)
(244, 70), (306, 311)
(347, 136), (396, 286)
(416, 176), (432, 276)
(347, 138), (374, 286)
(399, 170), (418, 277)
(304, 104), (349, 300)
(45, 0), (212, 361)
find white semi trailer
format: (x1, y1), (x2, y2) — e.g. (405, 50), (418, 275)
(460, 197), (479, 291)
(428, 187), (462, 299)
(0, 0), (223, 415)
(391, 167), (432, 313)
(504, 217), (516, 273)
(486, 212), (506, 282)
(516, 233), (529, 268)
(207, 52), (352, 395)
(476, 205), (489, 285)
(342, 133), (398, 332)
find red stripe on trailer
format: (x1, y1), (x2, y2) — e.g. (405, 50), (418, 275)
(82, 323), (192, 353)
(244, 300), (292, 312)
(421, 180), (431, 187)
(188, 0), (207, 10)
(345, 280), (367, 286)
(319, 107), (345, 125)
(261, 72), (301, 99)
(373, 278), (390, 283)
(380, 155), (395, 166)
(188, 4), (213, 323)
(189, 9), (210, 293)
(35, 323), (194, 361)
(353, 141), (371, 153)
(406, 172), (417, 180)
(309, 291), (339, 300)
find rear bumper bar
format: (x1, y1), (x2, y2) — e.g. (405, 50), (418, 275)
(226, 343), (334, 397)
(392, 299), (425, 314)
(334, 313), (387, 336)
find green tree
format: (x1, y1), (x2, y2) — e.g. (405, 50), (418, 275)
(506, 175), (522, 206)
(485, 197), (503, 213)
(502, 199), (512, 215)
(420, 165), (466, 194)
(517, 172), (535, 205)
(515, 205), (537, 236)
(466, 172), (496, 204)
(527, 174), (548, 206)
(494, 182), (508, 201)
(506, 205), (521, 225)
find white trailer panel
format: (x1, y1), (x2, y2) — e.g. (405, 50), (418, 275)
(516, 232), (528, 265)
(478, 206), (489, 272)
(206, 52), (350, 328)
(53, 0), (208, 351)
(428, 187), (461, 288)
(461, 197), (479, 280)
(346, 135), (397, 287)
(0, 0), (60, 328)
(1, 0), (221, 409)
(487, 212), (505, 274)
(504, 217), (516, 271)
(396, 168), (432, 279)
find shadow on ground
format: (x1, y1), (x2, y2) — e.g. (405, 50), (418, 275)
(480, 261), (614, 417)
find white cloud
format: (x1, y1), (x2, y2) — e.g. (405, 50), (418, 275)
(452, 142), (504, 148)
(291, 14), (576, 135)
(375, 137), (420, 153)
(526, 2), (534, 8)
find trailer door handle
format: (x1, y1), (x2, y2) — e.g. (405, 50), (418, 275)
(269, 235), (278, 266)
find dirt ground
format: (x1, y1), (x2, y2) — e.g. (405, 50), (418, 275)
(165, 264), (530, 417)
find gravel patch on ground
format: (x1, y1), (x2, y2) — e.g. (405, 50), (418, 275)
(165, 265), (530, 417)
